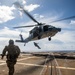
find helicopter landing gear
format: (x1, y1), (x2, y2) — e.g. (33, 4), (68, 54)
(48, 36), (51, 41)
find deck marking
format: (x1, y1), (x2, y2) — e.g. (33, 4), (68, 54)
(0, 56), (40, 66)
(17, 62), (75, 70)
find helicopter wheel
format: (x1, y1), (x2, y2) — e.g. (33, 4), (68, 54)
(48, 37), (51, 41)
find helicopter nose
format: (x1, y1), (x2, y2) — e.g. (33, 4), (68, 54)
(57, 28), (61, 32)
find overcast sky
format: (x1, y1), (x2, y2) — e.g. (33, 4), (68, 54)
(0, 0), (75, 53)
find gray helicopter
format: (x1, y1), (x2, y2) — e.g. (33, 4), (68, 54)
(14, 2), (75, 47)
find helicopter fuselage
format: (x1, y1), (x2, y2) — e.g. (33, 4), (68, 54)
(16, 25), (61, 44)
(30, 25), (61, 41)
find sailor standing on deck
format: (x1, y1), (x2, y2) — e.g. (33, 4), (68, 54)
(1, 39), (20, 75)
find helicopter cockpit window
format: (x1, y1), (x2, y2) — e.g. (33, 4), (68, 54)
(48, 25), (55, 31)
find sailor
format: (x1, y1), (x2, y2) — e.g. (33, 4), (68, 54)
(34, 42), (41, 49)
(1, 39), (20, 75)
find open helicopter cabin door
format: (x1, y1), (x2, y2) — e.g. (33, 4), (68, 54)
(43, 25), (49, 32)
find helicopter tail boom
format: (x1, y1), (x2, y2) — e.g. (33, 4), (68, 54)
(15, 34), (30, 44)
(15, 40), (25, 43)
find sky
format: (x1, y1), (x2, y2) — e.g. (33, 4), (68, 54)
(0, 0), (75, 53)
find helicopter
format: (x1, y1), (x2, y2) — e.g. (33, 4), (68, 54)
(14, 2), (75, 46)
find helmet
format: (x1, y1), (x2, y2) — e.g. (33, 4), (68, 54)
(9, 39), (14, 45)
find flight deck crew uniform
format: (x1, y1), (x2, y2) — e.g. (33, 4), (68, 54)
(1, 40), (20, 75)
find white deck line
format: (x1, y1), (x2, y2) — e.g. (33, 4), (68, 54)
(0, 56), (40, 66)
(17, 62), (75, 70)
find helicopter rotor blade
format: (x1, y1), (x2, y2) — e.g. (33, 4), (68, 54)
(14, 2), (40, 24)
(13, 25), (37, 28)
(13, 23), (46, 28)
(50, 16), (75, 23)
(62, 28), (75, 31)
(23, 9), (40, 24)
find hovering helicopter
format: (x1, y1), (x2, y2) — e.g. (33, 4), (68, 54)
(14, 2), (75, 46)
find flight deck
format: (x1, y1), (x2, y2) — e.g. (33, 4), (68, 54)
(0, 52), (75, 75)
